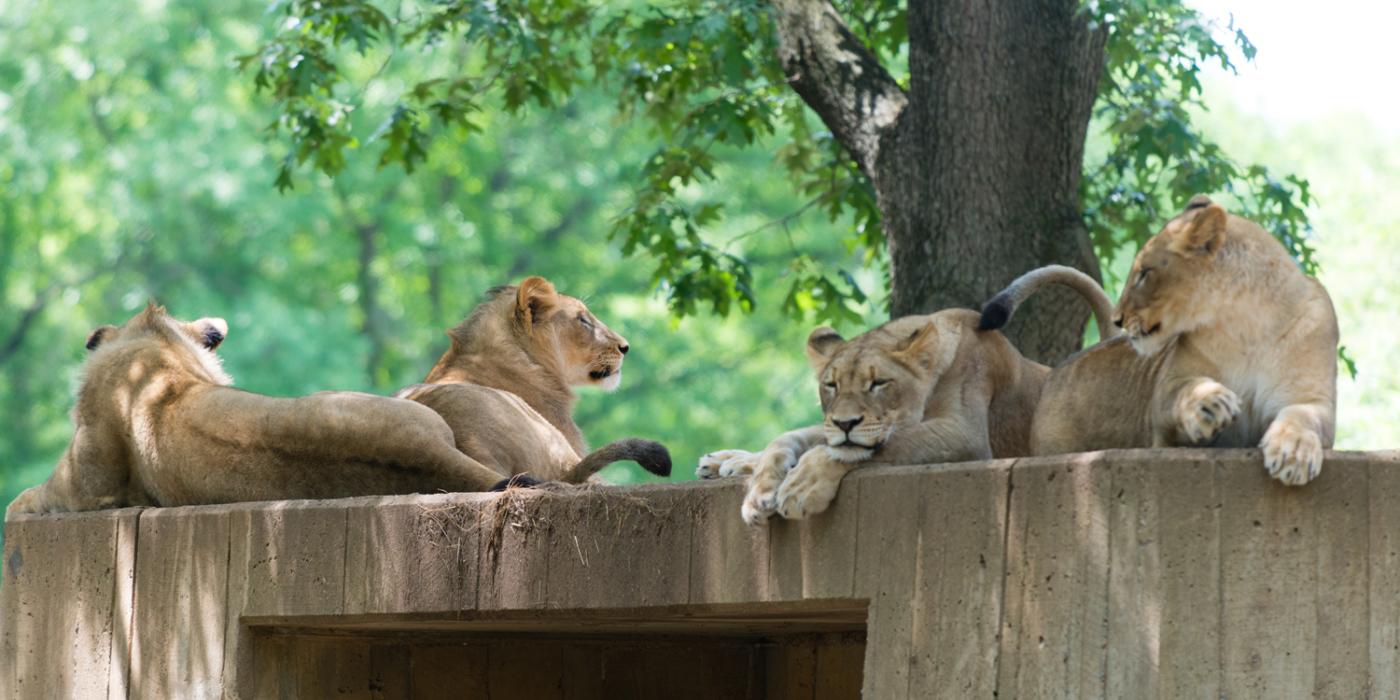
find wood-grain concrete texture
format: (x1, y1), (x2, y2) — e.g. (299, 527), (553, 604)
(2, 449), (1397, 698)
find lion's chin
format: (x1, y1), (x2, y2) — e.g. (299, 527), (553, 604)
(828, 444), (875, 463)
(584, 364), (623, 391)
(595, 370), (622, 392)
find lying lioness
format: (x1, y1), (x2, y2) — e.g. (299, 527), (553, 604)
(982, 196), (1339, 486)
(397, 276), (671, 485)
(701, 267), (1117, 525)
(8, 304), (514, 516)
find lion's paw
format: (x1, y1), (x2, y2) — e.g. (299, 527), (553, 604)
(741, 478), (780, 526)
(1177, 380), (1241, 443)
(722, 452), (761, 478)
(697, 449), (758, 479)
(1261, 419), (1324, 486)
(738, 448), (801, 525)
(774, 449), (846, 521)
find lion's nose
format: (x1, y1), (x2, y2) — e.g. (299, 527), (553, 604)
(1112, 315), (1124, 329)
(618, 343), (630, 355)
(833, 417), (863, 434)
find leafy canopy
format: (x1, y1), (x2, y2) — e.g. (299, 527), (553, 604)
(241, 0), (1318, 322)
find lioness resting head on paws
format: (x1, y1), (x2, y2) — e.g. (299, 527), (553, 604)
(700, 266), (1117, 525)
(397, 276), (671, 485)
(8, 304), (515, 516)
(982, 196), (1338, 486)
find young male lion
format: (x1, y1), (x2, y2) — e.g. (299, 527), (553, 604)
(982, 196), (1339, 486)
(8, 304), (515, 516)
(396, 276), (671, 485)
(700, 267), (1117, 525)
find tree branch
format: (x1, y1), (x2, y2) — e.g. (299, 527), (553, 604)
(505, 196), (593, 279)
(0, 292), (54, 367)
(86, 92), (117, 146)
(0, 244), (136, 367)
(767, 0), (908, 177)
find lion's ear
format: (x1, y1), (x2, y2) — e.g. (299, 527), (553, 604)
(85, 325), (117, 351)
(805, 326), (845, 372)
(892, 323), (939, 370)
(516, 276), (558, 328)
(1172, 203), (1228, 256)
(192, 318), (228, 350)
(1183, 194), (1213, 212)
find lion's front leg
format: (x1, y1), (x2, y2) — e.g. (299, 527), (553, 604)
(773, 446), (855, 521)
(740, 426), (825, 526)
(5, 485), (48, 517)
(863, 415), (993, 466)
(11, 432), (136, 515)
(1261, 403), (1332, 486)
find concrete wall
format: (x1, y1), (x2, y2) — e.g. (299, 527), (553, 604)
(2, 449), (1399, 698)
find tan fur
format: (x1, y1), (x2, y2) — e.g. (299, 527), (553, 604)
(398, 276), (669, 484)
(8, 304), (508, 516)
(1028, 196), (1339, 486)
(700, 310), (1053, 525)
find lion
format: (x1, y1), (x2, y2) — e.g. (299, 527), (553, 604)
(7, 304), (522, 516)
(981, 195), (1339, 486)
(699, 266), (1117, 525)
(396, 276), (671, 486)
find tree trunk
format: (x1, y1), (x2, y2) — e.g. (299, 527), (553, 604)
(336, 185), (397, 387)
(771, 0), (1107, 364)
(356, 221), (388, 387)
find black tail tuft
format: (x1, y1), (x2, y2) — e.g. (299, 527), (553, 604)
(628, 439), (672, 477)
(978, 294), (1013, 331)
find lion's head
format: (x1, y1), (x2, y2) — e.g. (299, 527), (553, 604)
(803, 317), (961, 462)
(513, 276), (630, 390)
(436, 276), (630, 391)
(83, 303), (231, 385)
(1114, 195), (1233, 356)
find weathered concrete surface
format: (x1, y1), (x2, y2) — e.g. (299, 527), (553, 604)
(2, 449), (1398, 698)
(0, 507), (139, 699)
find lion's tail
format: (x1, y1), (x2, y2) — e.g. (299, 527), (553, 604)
(978, 265), (1119, 339)
(559, 438), (673, 483)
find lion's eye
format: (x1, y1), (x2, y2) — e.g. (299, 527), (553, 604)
(1136, 267), (1152, 285)
(822, 381), (837, 391)
(869, 379), (890, 392)
(578, 314), (592, 327)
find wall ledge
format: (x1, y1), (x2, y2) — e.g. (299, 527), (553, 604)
(4, 448), (1399, 697)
